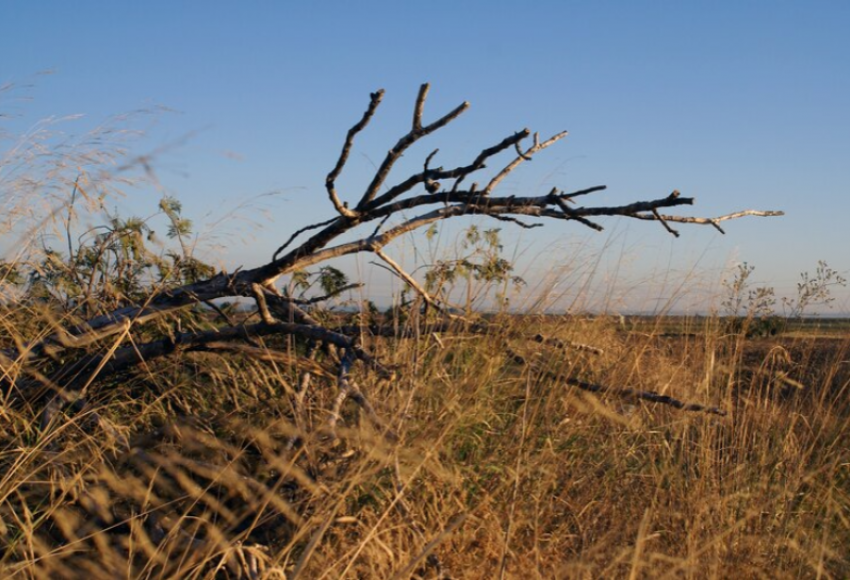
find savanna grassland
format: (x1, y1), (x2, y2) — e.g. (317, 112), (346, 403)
(1, 83), (846, 579)
(1, 304), (848, 579)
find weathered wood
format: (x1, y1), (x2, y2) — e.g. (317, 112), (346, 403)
(4, 85), (783, 419)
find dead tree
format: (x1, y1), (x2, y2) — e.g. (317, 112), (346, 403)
(3, 84), (782, 423)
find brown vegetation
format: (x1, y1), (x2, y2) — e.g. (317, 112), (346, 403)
(1, 312), (848, 578)
(4, 85), (847, 579)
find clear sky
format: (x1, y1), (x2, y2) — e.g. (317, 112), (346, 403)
(2, 1), (849, 313)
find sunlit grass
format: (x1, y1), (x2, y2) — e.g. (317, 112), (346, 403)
(1, 300), (848, 578)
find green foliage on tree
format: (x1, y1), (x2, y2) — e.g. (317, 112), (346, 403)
(424, 225), (525, 314)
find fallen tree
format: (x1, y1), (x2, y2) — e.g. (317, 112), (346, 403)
(3, 84), (783, 424)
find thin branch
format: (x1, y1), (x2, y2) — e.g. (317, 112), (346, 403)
(328, 350), (353, 437)
(287, 340), (320, 450)
(578, 189), (694, 217)
(530, 333), (604, 355)
(485, 130), (568, 194)
(285, 283), (364, 305)
(199, 341), (335, 380)
(514, 140), (532, 161)
(367, 129), (529, 210)
(549, 189), (604, 231)
(263, 290), (322, 326)
(652, 208), (680, 237)
(369, 214), (392, 239)
(272, 217), (338, 262)
(423, 148), (441, 193)
(328, 349), (395, 441)
(22, 319), (395, 401)
(373, 247), (443, 312)
(451, 129), (531, 193)
(560, 185), (607, 200)
(631, 209), (784, 231)
(326, 89), (385, 218)
(412, 83), (429, 131)
(484, 214), (543, 229)
(564, 376), (727, 416)
(356, 83), (470, 210)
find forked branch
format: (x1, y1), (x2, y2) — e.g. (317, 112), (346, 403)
(4, 85), (783, 422)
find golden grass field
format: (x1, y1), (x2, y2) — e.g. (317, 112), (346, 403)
(1, 307), (848, 579)
(0, 80), (844, 579)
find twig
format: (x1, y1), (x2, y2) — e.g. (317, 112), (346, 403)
(652, 207), (680, 237)
(550, 190), (604, 231)
(328, 349), (355, 437)
(372, 247), (444, 313)
(484, 213), (543, 229)
(531, 333), (604, 355)
(326, 89), (385, 218)
(272, 217), (338, 261)
(631, 209), (784, 230)
(368, 129), (529, 209)
(559, 185), (607, 200)
(356, 83), (470, 210)
(285, 283), (364, 306)
(485, 130), (568, 194)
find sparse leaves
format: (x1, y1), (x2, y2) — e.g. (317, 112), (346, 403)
(783, 260), (847, 318)
(722, 260), (846, 336)
(424, 226), (524, 312)
(318, 266), (349, 296)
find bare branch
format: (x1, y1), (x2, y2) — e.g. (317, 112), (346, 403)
(367, 129), (529, 209)
(369, 213), (392, 239)
(564, 375), (727, 416)
(550, 191), (604, 231)
(652, 208), (680, 237)
(4, 87), (783, 378)
(284, 283), (364, 305)
(272, 216), (338, 262)
(326, 89), (385, 218)
(356, 84), (470, 210)
(412, 83), (429, 131)
(485, 130), (568, 195)
(199, 341), (335, 380)
(329, 349), (394, 441)
(485, 214), (543, 229)
(514, 140), (532, 161)
(560, 185), (607, 200)
(35, 319), (394, 397)
(630, 209), (785, 231)
(373, 247), (443, 312)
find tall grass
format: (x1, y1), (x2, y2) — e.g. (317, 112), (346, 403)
(1, 301), (848, 578)
(1, 91), (848, 578)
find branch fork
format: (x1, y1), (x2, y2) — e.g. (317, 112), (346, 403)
(4, 85), (784, 428)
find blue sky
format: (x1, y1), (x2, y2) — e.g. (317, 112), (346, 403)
(2, 1), (849, 312)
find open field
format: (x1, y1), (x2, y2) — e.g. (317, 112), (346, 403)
(8, 2), (850, 576)
(1, 309), (848, 579)
(0, 78), (842, 578)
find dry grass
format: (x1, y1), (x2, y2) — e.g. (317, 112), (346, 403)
(1, 304), (848, 579)
(1, 87), (846, 578)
